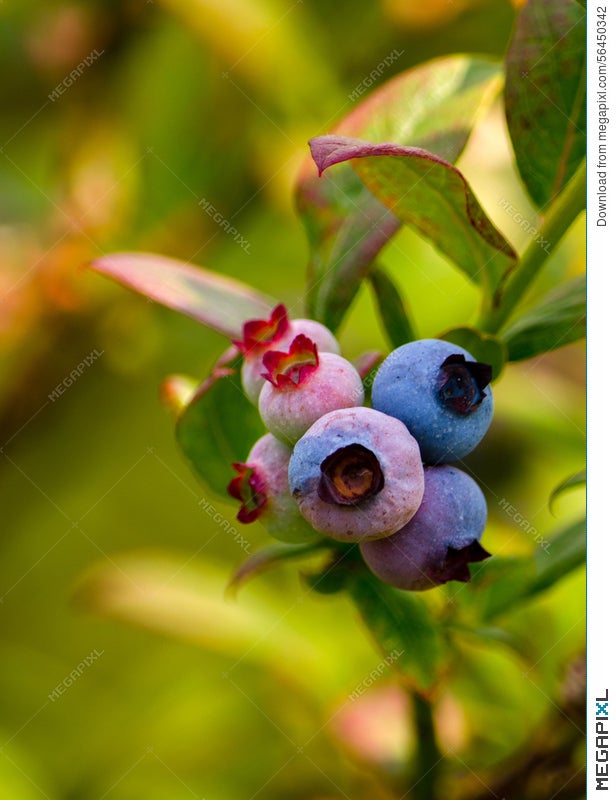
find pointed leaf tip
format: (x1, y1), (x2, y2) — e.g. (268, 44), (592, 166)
(90, 251), (276, 339)
(308, 135), (517, 298)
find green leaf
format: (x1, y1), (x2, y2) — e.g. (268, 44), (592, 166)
(90, 251), (276, 338)
(502, 275), (586, 361)
(369, 266), (416, 348)
(530, 517), (586, 595)
(310, 135), (517, 299)
(505, 0), (586, 208)
(549, 469), (586, 513)
(0, 749), (50, 800)
(349, 572), (445, 692)
(296, 56), (503, 331)
(464, 556), (535, 622)
(227, 541), (327, 594)
(438, 326), (507, 380)
(302, 544), (365, 595)
(450, 623), (533, 661)
(176, 355), (265, 497)
(466, 518), (586, 621)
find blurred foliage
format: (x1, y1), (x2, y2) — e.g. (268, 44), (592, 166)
(1, 1), (584, 799)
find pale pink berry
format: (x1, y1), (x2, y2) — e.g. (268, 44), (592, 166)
(258, 335), (364, 445)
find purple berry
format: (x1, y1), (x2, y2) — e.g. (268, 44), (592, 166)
(228, 433), (318, 543)
(235, 304), (340, 404)
(360, 465), (490, 590)
(258, 335), (364, 445)
(371, 339), (493, 464)
(288, 407), (424, 542)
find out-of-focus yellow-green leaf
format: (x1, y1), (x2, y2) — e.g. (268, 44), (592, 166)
(0, 747), (53, 800)
(160, 0), (337, 116)
(75, 551), (319, 681)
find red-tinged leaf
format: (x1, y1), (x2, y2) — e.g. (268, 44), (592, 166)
(353, 350), (384, 380)
(352, 350), (384, 405)
(310, 135), (517, 300)
(296, 56), (503, 331)
(505, 0), (586, 208)
(90, 251), (276, 339)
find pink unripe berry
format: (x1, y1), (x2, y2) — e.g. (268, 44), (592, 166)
(228, 433), (318, 543)
(258, 335), (364, 445)
(235, 304), (340, 404)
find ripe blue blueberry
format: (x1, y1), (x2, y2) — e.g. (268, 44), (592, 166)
(360, 465), (490, 591)
(288, 407), (424, 542)
(228, 433), (318, 543)
(258, 335), (364, 445)
(371, 339), (493, 464)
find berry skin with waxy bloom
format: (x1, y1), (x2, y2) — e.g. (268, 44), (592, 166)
(360, 465), (490, 591)
(371, 338), (494, 464)
(234, 304), (340, 404)
(228, 433), (318, 543)
(288, 407), (424, 543)
(258, 335), (364, 445)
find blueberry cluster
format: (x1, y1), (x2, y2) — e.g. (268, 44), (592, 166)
(228, 304), (492, 591)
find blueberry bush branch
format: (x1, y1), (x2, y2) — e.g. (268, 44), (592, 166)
(410, 691), (442, 800)
(87, 0), (586, 793)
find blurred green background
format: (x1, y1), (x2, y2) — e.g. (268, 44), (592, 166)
(0, 1), (585, 798)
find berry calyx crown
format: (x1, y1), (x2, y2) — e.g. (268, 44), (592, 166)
(318, 443), (385, 506)
(227, 463), (267, 523)
(233, 303), (290, 355)
(437, 354), (492, 415)
(435, 540), (491, 584)
(262, 334), (319, 389)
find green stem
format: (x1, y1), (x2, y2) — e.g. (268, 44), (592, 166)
(479, 158), (587, 334)
(409, 691), (442, 800)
